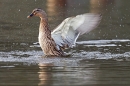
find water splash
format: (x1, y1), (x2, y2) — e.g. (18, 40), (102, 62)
(0, 40), (130, 65)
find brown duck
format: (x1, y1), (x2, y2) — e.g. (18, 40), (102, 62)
(27, 8), (101, 56)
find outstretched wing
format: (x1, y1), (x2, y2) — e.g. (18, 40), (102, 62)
(51, 13), (101, 50)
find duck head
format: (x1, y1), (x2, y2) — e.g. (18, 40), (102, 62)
(27, 8), (47, 19)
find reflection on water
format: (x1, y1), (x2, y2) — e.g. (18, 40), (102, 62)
(90, 0), (115, 13)
(38, 63), (55, 86)
(1, 59), (130, 85)
(1, 0), (130, 86)
(46, 0), (66, 16)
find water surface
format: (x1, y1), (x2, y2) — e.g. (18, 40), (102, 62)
(0, 0), (130, 86)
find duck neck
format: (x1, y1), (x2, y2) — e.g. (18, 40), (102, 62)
(39, 18), (51, 37)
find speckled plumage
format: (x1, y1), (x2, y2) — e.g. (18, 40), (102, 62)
(38, 18), (64, 56)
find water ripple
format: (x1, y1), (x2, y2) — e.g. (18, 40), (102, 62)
(0, 39), (130, 65)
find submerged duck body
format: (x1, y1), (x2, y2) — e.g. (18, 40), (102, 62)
(27, 8), (101, 56)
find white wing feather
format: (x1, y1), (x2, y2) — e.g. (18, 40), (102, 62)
(51, 13), (101, 50)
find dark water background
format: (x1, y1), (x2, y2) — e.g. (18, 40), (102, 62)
(1, 0), (130, 86)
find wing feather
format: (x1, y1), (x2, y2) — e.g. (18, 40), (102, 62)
(51, 13), (101, 49)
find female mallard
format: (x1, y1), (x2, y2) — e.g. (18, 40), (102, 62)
(27, 8), (101, 56)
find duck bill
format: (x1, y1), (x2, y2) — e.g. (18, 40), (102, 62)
(27, 13), (34, 18)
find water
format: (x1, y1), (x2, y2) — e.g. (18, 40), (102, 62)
(0, 0), (130, 86)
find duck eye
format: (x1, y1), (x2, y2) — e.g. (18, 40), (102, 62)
(36, 9), (40, 11)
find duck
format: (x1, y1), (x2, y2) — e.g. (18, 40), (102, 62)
(27, 8), (101, 57)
